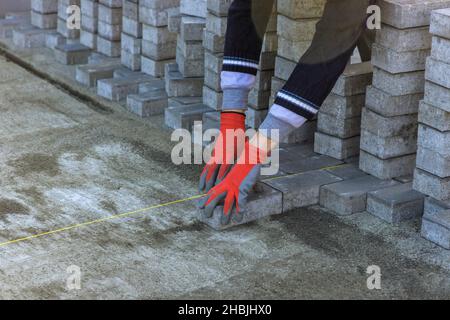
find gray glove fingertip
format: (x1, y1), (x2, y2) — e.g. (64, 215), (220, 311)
(204, 192), (226, 218)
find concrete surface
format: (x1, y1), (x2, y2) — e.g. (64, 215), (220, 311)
(0, 51), (449, 300)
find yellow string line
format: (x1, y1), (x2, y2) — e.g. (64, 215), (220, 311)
(0, 194), (206, 248)
(0, 163), (348, 249)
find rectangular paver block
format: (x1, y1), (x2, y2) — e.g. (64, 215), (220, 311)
(198, 182), (283, 230)
(367, 182), (425, 225)
(413, 168), (450, 201)
(319, 175), (399, 216)
(264, 169), (342, 212)
(421, 209), (450, 249)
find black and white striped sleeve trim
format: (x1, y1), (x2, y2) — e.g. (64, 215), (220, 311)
(222, 56), (259, 75)
(274, 90), (319, 120)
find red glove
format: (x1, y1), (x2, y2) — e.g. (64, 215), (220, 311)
(200, 141), (268, 225)
(199, 112), (246, 192)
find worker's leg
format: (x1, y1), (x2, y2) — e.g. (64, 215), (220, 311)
(357, 28), (376, 62)
(221, 0), (275, 110)
(264, 0), (375, 136)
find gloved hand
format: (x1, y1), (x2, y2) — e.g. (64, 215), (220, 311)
(199, 112), (246, 192)
(199, 141), (268, 225)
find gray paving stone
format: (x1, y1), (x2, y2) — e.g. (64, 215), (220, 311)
(246, 108), (268, 129)
(375, 24), (431, 52)
(425, 57), (450, 89)
(317, 112), (361, 139)
(417, 124), (450, 157)
(54, 43), (91, 65)
(280, 154), (343, 175)
(139, 79), (165, 93)
(45, 31), (66, 49)
(141, 56), (174, 77)
(0, 17), (30, 39)
(421, 209), (450, 249)
(424, 81), (450, 112)
(97, 35), (121, 57)
(365, 85), (422, 117)
(380, 0), (450, 29)
(76, 62), (121, 87)
(121, 50), (141, 71)
(430, 8), (450, 40)
(372, 43), (430, 74)
(203, 30), (225, 53)
(198, 182), (283, 231)
(416, 146), (450, 178)
(361, 108), (418, 138)
(367, 182), (425, 225)
(97, 74), (156, 101)
(265, 170), (341, 212)
(207, 0), (232, 17)
(418, 100), (450, 132)
(360, 129), (417, 159)
(126, 89), (168, 117)
(12, 28), (49, 48)
(281, 120), (317, 145)
(279, 143), (318, 159)
(31, 11), (57, 29)
(321, 93), (365, 119)
(201, 111), (220, 131)
(331, 62), (373, 96)
(142, 39), (177, 60)
(314, 132), (361, 161)
(277, 0), (325, 19)
(165, 63), (204, 97)
(57, 17), (80, 39)
(31, 0), (58, 14)
(413, 168), (450, 201)
(202, 85), (223, 110)
(372, 67), (425, 96)
(430, 36), (450, 64)
(164, 103), (211, 130)
(319, 175), (399, 216)
(359, 150), (416, 180)
(176, 47), (205, 78)
(80, 29), (97, 49)
(424, 196), (450, 216)
(324, 163), (367, 180)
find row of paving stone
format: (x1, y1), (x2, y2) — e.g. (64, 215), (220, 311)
(198, 143), (427, 231)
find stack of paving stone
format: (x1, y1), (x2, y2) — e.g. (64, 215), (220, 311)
(57, 0), (81, 41)
(140, 0), (179, 77)
(121, 0), (142, 71)
(53, 0), (93, 65)
(121, 0), (171, 117)
(164, 0), (210, 130)
(96, 0), (122, 57)
(314, 62), (373, 161)
(31, 0), (58, 30)
(80, 0), (99, 50)
(11, 1), (50, 48)
(271, 0), (325, 144)
(413, 8), (450, 249)
(359, 0), (450, 180)
(200, 0), (231, 129)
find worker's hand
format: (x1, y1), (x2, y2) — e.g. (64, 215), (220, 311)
(199, 142), (267, 225)
(199, 112), (246, 192)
